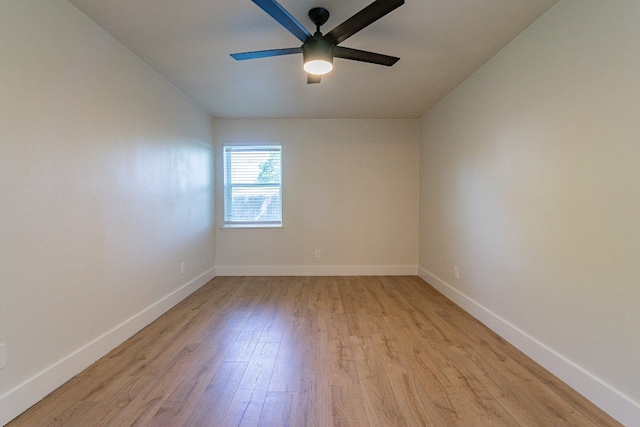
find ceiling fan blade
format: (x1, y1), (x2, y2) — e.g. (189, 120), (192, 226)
(333, 46), (399, 66)
(230, 47), (302, 60)
(252, 0), (312, 42)
(307, 74), (321, 84)
(326, 0), (404, 45)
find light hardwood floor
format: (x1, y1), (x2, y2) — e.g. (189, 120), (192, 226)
(8, 276), (620, 426)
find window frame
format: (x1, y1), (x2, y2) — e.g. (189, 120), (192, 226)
(222, 144), (283, 229)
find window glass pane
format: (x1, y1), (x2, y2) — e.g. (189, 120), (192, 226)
(224, 145), (282, 227)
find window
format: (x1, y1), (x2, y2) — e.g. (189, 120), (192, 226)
(223, 145), (282, 228)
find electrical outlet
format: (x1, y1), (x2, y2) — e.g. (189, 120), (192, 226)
(180, 262), (185, 274)
(314, 249), (321, 258)
(0, 343), (6, 370)
(454, 266), (460, 279)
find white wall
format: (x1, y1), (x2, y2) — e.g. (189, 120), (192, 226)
(214, 119), (419, 276)
(418, 1), (640, 424)
(0, 1), (215, 423)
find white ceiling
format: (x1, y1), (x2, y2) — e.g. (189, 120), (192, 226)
(67, 0), (558, 119)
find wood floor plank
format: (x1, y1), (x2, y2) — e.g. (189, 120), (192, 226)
(7, 276), (622, 427)
(183, 362), (247, 426)
(350, 335), (407, 426)
(258, 392), (292, 427)
(222, 342), (280, 427)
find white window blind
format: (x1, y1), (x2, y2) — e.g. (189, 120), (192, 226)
(223, 145), (282, 227)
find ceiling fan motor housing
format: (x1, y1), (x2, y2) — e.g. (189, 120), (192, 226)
(303, 37), (334, 63)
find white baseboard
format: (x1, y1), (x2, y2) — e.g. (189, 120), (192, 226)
(417, 267), (640, 427)
(0, 267), (216, 426)
(215, 264), (418, 276)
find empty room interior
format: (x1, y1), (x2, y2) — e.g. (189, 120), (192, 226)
(1, 0), (638, 425)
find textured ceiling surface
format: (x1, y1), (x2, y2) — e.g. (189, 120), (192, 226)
(67, 0), (558, 118)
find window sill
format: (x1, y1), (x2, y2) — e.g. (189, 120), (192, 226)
(220, 225), (284, 231)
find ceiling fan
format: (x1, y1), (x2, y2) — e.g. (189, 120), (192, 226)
(230, 0), (405, 84)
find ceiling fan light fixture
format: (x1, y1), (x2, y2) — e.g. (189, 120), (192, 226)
(304, 59), (333, 75)
(303, 38), (334, 75)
